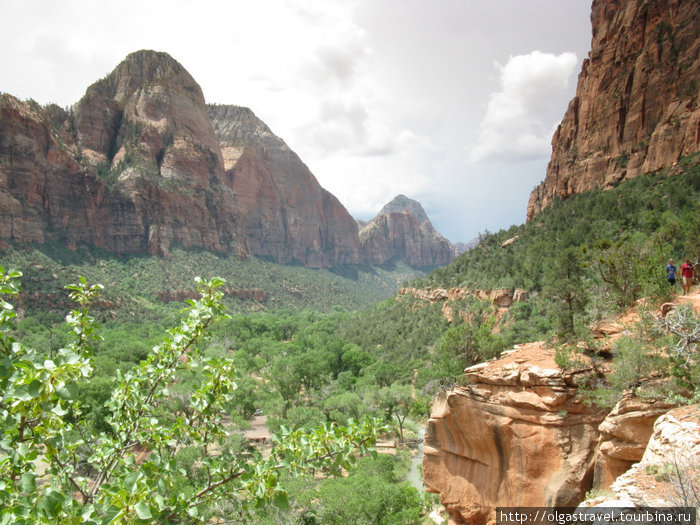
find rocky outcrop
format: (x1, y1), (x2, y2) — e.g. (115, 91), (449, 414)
(592, 396), (677, 490)
(207, 104), (359, 267)
(423, 344), (607, 525)
(359, 195), (452, 268)
(398, 287), (529, 307)
(581, 405), (700, 508)
(422, 341), (686, 524)
(528, 0), (700, 220)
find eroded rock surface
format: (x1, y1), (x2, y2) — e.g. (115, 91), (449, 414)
(528, 0), (700, 220)
(423, 344), (607, 525)
(359, 195), (452, 268)
(592, 396), (677, 490)
(208, 104), (360, 267)
(582, 405), (700, 508)
(2, 51), (451, 268)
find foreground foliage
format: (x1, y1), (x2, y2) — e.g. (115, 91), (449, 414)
(0, 269), (380, 524)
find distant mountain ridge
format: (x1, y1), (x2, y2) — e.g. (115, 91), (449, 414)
(0, 50), (451, 269)
(359, 195), (452, 268)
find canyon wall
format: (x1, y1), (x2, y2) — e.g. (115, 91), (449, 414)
(208, 104), (360, 267)
(1, 50), (448, 269)
(527, 0), (700, 220)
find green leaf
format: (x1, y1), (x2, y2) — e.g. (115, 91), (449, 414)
(56, 382), (79, 400)
(38, 490), (64, 518)
(134, 502), (153, 520)
(27, 379), (42, 398)
(273, 491), (289, 510)
(123, 471), (140, 495)
(51, 404), (69, 416)
(19, 472), (36, 493)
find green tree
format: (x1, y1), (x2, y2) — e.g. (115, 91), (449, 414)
(0, 269), (380, 523)
(378, 384), (414, 442)
(543, 246), (589, 340)
(315, 455), (423, 525)
(593, 236), (657, 308)
(661, 305), (700, 394)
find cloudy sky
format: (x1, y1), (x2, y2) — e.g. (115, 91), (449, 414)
(0, 0), (592, 243)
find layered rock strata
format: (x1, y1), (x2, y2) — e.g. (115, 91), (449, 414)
(4, 50), (437, 268)
(592, 396), (677, 490)
(207, 104), (359, 267)
(423, 344), (607, 524)
(581, 405), (700, 508)
(359, 195), (452, 268)
(399, 287), (529, 307)
(528, 0), (700, 220)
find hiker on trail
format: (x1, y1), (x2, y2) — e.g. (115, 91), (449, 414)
(666, 259), (677, 288)
(681, 258), (695, 295)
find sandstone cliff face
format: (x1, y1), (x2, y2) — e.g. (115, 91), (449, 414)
(359, 195), (452, 268)
(592, 395), (677, 490)
(423, 344), (608, 525)
(582, 405), (700, 508)
(73, 50), (243, 256)
(1, 50), (451, 268)
(207, 104), (359, 267)
(0, 51), (361, 266)
(422, 341), (686, 524)
(1, 51), (244, 257)
(528, 0), (700, 220)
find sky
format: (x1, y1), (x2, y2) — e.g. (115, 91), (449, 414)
(0, 0), (593, 243)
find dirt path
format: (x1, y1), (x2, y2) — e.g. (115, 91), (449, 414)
(244, 415), (272, 443)
(677, 288), (700, 312)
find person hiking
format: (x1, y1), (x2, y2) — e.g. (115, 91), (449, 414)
(666, 259), (677, 288)
(681, 258), (695, 295)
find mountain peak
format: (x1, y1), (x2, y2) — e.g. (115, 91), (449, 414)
(85, 49), (204, 105)
(378, 195), (434, 234)
(358, 195), (452, 268)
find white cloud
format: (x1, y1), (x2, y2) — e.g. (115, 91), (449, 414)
(470, 51), (579, 164)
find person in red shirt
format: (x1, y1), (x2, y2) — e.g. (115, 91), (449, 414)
(680, 258), (695, 295)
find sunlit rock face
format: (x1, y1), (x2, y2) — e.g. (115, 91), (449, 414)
(1, 51), (359, 266)
(423, 344), (607, 525)
(208, 104), (360, 267)
(528, 0), (700, 220)
(359, 195), (452, 268)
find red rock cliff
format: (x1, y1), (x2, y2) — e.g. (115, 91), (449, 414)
(207, 104), (359, 267)
(527, 0), (700, 220)
(359, 194), (453, 268)
(0, 51), (357, 266)
(423, 344), (607, 525)
(1, 51), (245, 257)
(1, 50), (453, 268)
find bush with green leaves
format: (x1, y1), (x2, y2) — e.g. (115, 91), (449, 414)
(661, 304), (700, 396)
(0, 268), (381, 524)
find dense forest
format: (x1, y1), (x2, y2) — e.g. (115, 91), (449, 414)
(1, 155), (699, 523)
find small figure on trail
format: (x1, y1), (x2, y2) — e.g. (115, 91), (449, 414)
(666, 259), (677, 288)
(681, 258), (695, 295)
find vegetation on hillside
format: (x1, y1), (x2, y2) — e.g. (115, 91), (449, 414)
(0, 244), (423, 317)
(0, 272), (387, 523)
